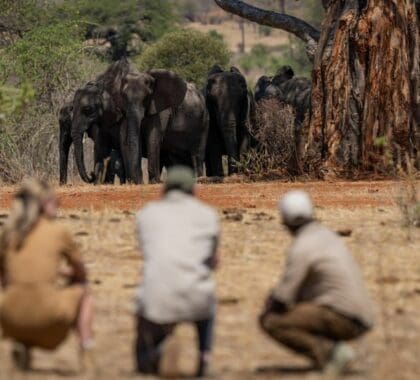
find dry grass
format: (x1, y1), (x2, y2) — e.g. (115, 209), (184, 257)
(236, 99), (297, 179)
(0, 181), (419, 379)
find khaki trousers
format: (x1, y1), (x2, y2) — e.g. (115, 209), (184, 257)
(260, 303), (367, 367)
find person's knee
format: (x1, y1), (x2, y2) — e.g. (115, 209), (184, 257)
(259, 312), (275, 334)
(260, 312), (290, 336)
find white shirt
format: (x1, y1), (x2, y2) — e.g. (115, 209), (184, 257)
(135, 190), (219, 324)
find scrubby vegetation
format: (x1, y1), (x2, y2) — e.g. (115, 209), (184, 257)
(236, 99), (297, 179)
(0, 0), (184, 183)
(136, 29), (230, 86)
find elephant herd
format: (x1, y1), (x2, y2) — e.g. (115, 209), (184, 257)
(59, 58), (311, 185)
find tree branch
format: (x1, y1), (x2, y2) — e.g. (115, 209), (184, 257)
(214, 0), (320, 44)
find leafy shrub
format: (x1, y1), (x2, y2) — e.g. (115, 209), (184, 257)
(0, 45), (106, 183)
(0, 22), (87, 103)
(397, 158), (420, 231)
(236, 98), (297, 179)
(136, 29), (230, 86)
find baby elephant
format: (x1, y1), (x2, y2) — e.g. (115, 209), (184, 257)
(100, 149), (126, 184)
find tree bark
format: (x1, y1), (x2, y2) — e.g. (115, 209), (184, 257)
(306, 0), (419, 175)
(215, 0), (420, 175)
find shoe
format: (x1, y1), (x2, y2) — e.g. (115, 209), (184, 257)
(197, 357), (208, 377)
(11, 343), (31, 371)
(323, 342), (355, 377)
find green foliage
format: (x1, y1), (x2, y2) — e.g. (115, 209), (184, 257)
(2, 23), (84, 96)
(0, 83), (34, 121)
(136, 29), (230, 86)
(208, 30), (225, 42)
(73, 0), (177, 43)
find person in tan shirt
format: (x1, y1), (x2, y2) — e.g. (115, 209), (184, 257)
(260, 190), (374, 376)
(0, 179), (94, 371)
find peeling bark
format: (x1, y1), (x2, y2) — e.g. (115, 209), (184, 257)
(215, 0), (420, 175)
(306, 0), (419, 175)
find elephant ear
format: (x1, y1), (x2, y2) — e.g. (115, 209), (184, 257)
(230, 66), (242, 75)
(272, 66), (295, 86)
(208, 64), (224, 76)
(148, 70), (187, 115)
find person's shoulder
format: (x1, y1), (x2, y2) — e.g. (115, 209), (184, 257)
(190, 197), (219, 220)
(42, 219), (72, 240)
(136, 200), (163, 221)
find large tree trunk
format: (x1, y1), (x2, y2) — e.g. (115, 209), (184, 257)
(214, 0), (419, 176)
(306, 0), (419, 175)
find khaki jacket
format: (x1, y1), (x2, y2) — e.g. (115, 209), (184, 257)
(272, 222), (374, 328)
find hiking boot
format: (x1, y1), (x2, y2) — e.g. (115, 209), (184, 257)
(323, 342), (355, 377)
(11, 343), (31, 371)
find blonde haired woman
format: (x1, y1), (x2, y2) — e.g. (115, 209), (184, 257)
(0, 179), (94, 371)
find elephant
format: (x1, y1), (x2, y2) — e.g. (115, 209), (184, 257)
(59, 98), (125, 185)
(205, 65), (254, 176)
(71, 58), (208, 184)
(255, 66), (311, 125)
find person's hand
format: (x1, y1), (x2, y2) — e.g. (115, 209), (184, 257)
(59, 266), (75, 279)
(263, 294), (287, 314)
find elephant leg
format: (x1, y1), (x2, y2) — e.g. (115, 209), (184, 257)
(205, 122), (224, 177)
(146, 118), (162, 184)
(221, 121), (239, 176)
(59, 131), (72, 185)
(120, 120), (142, 184)
(192, 155), (204, 177)
(93, 135), (112, 185)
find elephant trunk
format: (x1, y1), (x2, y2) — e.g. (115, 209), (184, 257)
(220, 115), (239, 174)
(125, 106), (145, 184)
(59, 142), (70, 185)
(73, 133), (94, 183)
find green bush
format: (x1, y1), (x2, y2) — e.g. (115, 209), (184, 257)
(1, 22), (87, 101)
(136, 29), (230, 86)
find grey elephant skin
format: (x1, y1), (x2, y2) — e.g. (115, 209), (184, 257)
(255, 66), (311, 125)
(59, 100), (125, 185)
(205, 65), (254, 176)
(70, 58), (208, 184)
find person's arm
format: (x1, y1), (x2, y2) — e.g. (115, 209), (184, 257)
(270, 246), (310, 308)
(0, 241), (6, 288)
(207, 236), (220, 270)
(206, 213), (221, 270)
(62, 229), (87, 284)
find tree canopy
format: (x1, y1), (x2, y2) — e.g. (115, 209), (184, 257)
(136, 29), (230, 86)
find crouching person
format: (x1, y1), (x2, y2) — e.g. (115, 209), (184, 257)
(134, 166), (220, 377)
(0, 179), (94, 371)
(260, 190), (374, 376)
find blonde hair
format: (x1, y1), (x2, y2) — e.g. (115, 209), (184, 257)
(0, 178), (55, 252)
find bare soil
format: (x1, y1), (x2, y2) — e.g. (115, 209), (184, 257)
(0, 180), (419, 380)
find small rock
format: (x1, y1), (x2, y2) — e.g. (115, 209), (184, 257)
(252, 212), (274, 221)
(75, 231), (89, 237)
(337, 229), (353, 237)
(0, 213), (8, 219)
(219, 296), (241, 305)
(69, 214), (80, 220)
(395, 307), (405, 315)
(109, 218), (121, 223)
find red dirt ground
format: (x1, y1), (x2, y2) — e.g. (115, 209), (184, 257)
(0, 180), (401, 210)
